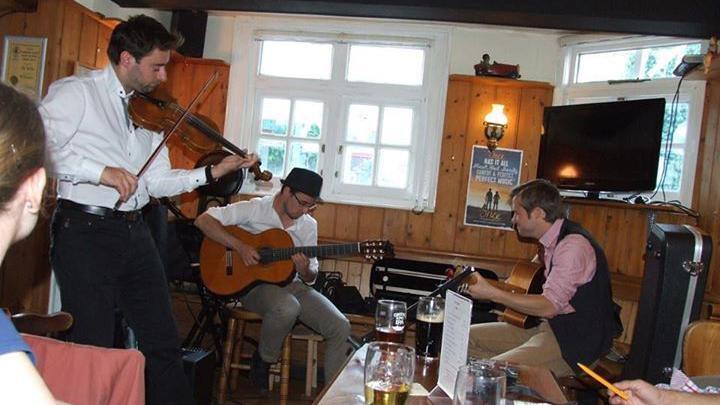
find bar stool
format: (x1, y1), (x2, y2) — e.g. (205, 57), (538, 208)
(291, 332), (324, 397)
(217, 308), (292, 404)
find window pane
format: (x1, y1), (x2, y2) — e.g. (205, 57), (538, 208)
(260, 98), (290, 135)
(377, 149), (409, 188)
(662, 102), (689, 144)
(576, 43), (701, 83)
(342, 145), (375, 185)
(346, 104), (379, 143)
(288, 141), (320, 172)
(657, 147), (684, 192)
(258, 138), (286, 177)
(347, 45), (425, 86)
(292, 100), (324, 139)
(380, 107), (413, 146)
(259, 40), (332, 80)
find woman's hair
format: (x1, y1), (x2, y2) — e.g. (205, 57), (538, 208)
(0, 83), (46, 211)
(510, 178), (565, 222)
(107, 15), (183, 65)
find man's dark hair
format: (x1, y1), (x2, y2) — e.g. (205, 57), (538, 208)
(107, 15), (183, 65)
(510, 179), (565, 222)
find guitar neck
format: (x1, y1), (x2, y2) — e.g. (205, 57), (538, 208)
(267, 243), (361, 262)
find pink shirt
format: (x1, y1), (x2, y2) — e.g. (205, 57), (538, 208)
(538, 219), (597, 315)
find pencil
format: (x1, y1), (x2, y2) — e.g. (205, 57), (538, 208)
(577, 363), (629, 400)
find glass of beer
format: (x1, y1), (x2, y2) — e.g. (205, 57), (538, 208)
(415, 296), (445, 358)
(375, 299), (406, 343)
(364, 341), (415, 405)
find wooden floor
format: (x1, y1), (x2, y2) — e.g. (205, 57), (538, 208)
(215, 370), (316, 404)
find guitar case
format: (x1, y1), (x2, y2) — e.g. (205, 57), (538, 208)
(622, 224), (712, 384)
(369, 258), (497, 323)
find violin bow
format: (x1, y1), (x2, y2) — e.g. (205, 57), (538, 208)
(113, 70), (219, 210)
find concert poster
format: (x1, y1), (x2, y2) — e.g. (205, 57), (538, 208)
(464, 146), (523, 230)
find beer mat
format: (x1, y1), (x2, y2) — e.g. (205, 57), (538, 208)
(410, 383), (430, 396)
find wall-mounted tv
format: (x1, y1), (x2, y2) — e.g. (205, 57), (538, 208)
(537, 98), (666, 196)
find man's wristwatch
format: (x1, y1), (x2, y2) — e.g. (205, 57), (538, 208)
(205, 165), (215, 183)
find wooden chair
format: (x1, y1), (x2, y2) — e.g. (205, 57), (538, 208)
(11, 311), (73, 337)
(216, 308), (292, 404)
(683, 320), (720, 377)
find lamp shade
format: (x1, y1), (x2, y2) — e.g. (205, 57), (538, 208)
(484, 104), (508, 126)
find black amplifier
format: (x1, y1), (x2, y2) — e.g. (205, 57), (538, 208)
(370, 258), (496, 323)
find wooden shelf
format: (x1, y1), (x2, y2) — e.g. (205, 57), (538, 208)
(563, 196), (693, 214)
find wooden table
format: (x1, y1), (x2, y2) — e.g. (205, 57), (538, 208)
(314, 344), (568, 404)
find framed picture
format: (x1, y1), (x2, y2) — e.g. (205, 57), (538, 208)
(1, 35), (48, 101)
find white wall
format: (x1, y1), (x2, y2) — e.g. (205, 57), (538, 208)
(203, 14), (563, 85)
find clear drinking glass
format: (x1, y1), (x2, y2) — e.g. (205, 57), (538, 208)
(375, 299), (407, 343)
(364, 341), (415, 405)
(453, 363), (506, 405)
(415, 296), (445, 358)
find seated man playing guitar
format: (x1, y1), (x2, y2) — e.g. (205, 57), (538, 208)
(464, 179), (621, 376)
(194, 168), (351, 391)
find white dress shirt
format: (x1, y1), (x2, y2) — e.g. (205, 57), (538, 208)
(206, 195), (320, 275)
(40, 65), (207, 211)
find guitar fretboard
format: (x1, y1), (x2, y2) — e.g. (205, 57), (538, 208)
(260, 243), (361, 263)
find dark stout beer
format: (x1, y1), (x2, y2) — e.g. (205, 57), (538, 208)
(415, 312), (444, 358)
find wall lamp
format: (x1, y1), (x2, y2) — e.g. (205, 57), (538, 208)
(483, 104), (508, 153)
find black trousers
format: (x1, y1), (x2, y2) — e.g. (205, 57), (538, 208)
(50, 205), (195, 405)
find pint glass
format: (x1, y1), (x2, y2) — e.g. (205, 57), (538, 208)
(375, 299), (406, 343)
(364, 342), (415, 405)
(415, 296), (445, 358)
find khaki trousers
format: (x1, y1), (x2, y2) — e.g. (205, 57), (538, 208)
(468, 321), (574, 376)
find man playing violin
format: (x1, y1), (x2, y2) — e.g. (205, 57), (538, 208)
(464, 179), (621, 377)
(195, 167), (351, 393)
(41, 15), (257, 405)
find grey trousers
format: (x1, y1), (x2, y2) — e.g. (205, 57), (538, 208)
(240, 280), (352, 381)
(467, 321), (574, 376)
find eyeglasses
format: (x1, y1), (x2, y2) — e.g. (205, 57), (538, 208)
(292, 192), (317, 210)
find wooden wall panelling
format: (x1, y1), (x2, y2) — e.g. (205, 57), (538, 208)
(313, 202), (337, 239)
(515, 88), (552, 183)
(430, 79), (470, 252)
(406, 212), (433, 249)
(58, 2), (82, 78)
(453, 81), (492, 255)
(493, 86), (520, 148)
(77, 12), (99, 67)
(334, 204), (359, 241)
(382, 209), (409, 246)
(694, 81), (720, 297)
(357, 206), (384, 241)
(94, 22), (113, 68)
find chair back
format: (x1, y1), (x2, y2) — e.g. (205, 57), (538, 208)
(11, 311), (73, 338)
(683, 320), (720, 376)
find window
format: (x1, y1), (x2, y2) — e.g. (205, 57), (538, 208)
(225, 16), (450, 210)
(556, 37), (706, 205)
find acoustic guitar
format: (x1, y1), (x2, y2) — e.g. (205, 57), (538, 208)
(459, 262), (545, 329)
(200, 227), (393, 296)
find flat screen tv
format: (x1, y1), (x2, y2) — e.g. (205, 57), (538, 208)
(537, 98), (666, 196)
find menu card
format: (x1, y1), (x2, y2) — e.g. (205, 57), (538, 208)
(437, 290), (473, 397)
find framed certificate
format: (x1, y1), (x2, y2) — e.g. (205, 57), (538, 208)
(1, 35), (48, 101)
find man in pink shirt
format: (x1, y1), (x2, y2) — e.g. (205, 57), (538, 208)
(466, 179), (621, 376)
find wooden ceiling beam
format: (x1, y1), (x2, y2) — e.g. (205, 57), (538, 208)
(110, 0), (719, 39)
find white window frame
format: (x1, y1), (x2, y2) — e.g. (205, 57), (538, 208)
(554, 36), (707, 205)
(224, 14), (450, 211)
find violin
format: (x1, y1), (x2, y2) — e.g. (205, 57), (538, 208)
(128, 91), (272, 182)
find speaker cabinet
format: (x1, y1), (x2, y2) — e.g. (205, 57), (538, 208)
(182, 348), (215, 405)
(622, 224), (711, 383)
(171, 10), (208, 58)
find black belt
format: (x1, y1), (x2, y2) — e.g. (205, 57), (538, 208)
(57, 199), (144, 222)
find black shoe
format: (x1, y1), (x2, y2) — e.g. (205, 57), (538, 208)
(249, 350), (270, 394)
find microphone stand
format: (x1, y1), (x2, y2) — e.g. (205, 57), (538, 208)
(346, 266), (476, 350)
